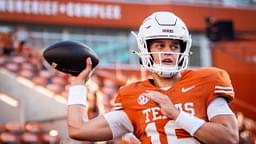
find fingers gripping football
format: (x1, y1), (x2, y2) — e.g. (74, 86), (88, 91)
(71, 57), (94, 85)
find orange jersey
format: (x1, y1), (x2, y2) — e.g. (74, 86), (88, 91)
(114, 67), (234, 144)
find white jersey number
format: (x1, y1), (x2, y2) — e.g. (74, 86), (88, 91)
(145, 120), (178, 144)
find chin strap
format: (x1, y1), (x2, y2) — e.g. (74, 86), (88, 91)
(156, 71), (178, 78)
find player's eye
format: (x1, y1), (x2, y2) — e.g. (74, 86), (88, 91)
(171, 45), (178, 49)
(170, 44), (180, 51)
(156, 43), (165, 49)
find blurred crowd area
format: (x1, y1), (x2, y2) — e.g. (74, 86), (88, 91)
(0, 122), (60, 144)
(0, 29), (256, 144)
(0, 28), (129, 115)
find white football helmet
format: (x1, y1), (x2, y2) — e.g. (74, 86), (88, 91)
(132, 11), (192, 78)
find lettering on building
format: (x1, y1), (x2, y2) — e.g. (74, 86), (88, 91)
(0, 0), (121, 20)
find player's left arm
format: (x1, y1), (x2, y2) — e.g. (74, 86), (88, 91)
(193, 97), (238, 144)
(194, 115), (238, 144)
(145, 91), (239, 144)
(191, 68), (238, 143)
(191, 69), (238, 144)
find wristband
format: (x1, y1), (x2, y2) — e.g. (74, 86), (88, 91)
(68, 85), (87, 106)
(175, 111), (205, 136)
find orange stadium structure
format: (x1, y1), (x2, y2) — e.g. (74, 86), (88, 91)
(0, 0), (256, 143)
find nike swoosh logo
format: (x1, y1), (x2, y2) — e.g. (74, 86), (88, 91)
(181, 85), (195, 93)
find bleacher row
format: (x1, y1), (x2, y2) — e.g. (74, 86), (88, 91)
(0, 54), (70, 97)
(0, 122), (60, 144)
(0, 50), (122, 115)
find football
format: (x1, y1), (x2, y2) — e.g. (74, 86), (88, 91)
(43, 40), (99, 76)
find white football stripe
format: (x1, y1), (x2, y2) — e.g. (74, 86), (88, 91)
(214, 90), (234, 94)
(114, 106), (123, 110)
(114, 103), (122, 106)
(215, 88), (233, 92)
(215, 86), (233, 90)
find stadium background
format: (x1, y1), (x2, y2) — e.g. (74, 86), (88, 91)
(0, 0), (255, 143)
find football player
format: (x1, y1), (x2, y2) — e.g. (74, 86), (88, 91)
(67, 11), (238, 144)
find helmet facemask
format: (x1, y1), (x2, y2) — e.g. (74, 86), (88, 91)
(132, 11), (192, 78)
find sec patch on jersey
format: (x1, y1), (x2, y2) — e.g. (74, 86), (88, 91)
(43, 40), (99, 76)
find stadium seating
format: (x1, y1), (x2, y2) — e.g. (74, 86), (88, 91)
(0, 132), (20, 143)
(0, 122), (61, 144)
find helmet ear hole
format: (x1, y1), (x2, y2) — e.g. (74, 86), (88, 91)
(139, 58), (143, 65)
(178, 55), (184, 66)
(180, 41), (187, 53)
(146, 39), (153, 52)
(139, 56), (153, 67)
(145, 39), (154, 66)
(178, 41), (188, 66)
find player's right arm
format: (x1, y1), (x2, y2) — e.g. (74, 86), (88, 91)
(67, 58), (134, 141)
(68, 105), (113, 141)
(68, 106), (135, 141)
(67, 58), (113, 141)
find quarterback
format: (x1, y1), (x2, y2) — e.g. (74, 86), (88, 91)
(67, 11), (239, 144)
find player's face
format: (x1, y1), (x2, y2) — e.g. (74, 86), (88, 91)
(149, 39), (181, 65)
